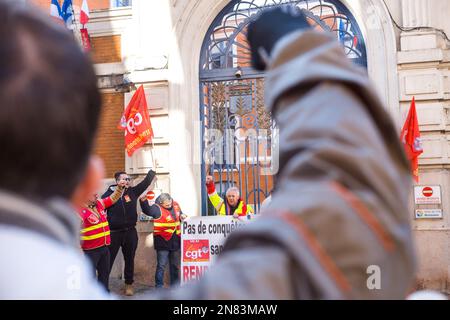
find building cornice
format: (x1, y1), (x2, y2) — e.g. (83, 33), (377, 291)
(85, 7), (132, 37)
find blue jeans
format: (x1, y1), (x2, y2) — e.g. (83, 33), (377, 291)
(155, 250), (180, 288)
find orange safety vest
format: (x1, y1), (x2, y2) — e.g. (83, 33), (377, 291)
(78, 200), (111, 250)
(153, 201), (182, 241)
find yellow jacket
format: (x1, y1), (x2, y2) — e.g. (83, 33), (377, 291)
(206, 183), (253, 216)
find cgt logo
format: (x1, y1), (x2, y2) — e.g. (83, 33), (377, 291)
(183, 239), (210, 262)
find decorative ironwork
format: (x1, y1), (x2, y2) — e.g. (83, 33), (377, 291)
(201, 0), (367, 72)
(201, 79), (275, 215)
(200, 0), (367, 215)
(210, 82), (227, 132)
(255, 79), (271, 131)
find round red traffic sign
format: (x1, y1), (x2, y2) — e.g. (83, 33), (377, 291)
(147, 191), (155, 200)
(422, 187), (433, 197)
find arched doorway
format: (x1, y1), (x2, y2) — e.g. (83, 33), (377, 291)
(199, 0), (367, 215)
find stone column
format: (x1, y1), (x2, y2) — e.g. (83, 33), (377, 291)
(400, 0), (446, 50)
(401, 0), (431, 27)
(398, 0), (450, 292)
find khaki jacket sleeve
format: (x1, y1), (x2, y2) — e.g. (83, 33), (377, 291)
(156, 30), (416, 300)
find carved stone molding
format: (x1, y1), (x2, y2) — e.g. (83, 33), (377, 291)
(401, 0), (431, 27)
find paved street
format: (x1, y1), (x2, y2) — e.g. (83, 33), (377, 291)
(109, 278), (158, 299)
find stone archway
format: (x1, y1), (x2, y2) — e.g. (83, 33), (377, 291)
(339, 0), (401, 126)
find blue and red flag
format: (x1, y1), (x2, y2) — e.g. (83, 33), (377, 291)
(50, 0), (63, 22)
(61, 0), (74, 29)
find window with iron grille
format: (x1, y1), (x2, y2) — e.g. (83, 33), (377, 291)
(200, 0), (367, 215)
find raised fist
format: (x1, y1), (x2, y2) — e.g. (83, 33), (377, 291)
(247, 5), (311, 70)
(205, 175), (214, 184)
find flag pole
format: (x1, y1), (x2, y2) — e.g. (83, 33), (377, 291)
(69, 2), (83, 47)
(150, 139), (159, 189)
(120, 84), (159, 190)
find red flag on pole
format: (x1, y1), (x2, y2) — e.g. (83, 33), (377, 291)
(80, 28), (91, 51)
(118, 85), (154, 157)
(400, 97), (423, 182)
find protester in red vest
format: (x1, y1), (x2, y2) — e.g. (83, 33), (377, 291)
(140, 193), (187, 288)
(78, 185), (124, 291)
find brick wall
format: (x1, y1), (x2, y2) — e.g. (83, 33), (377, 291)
(28, 0), (126, 178)
(90, 35), (122, 64)
(30, 0), (110, 11)
(94, 92), (125, 179)
(28, 0), (124, 64)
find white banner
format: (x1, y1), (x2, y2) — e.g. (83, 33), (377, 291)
(180, 215), (255, 284)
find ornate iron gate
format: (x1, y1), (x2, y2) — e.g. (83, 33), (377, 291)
(199, 0), (367, 215)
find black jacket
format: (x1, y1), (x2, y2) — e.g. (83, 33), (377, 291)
(102, 170), (156, 231)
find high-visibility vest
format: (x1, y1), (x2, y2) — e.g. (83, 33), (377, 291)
(153, 201), (182, 241)
(206, 183), (254, 216)
(78, 200), (111, 250)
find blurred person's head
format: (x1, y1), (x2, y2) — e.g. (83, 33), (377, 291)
(115, 171), (130, 188)
(0, 1), (103, 206)
(156, 193), (173, 209)
(226, 187), (240, 207)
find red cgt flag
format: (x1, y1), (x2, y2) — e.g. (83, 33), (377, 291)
(118, 85), (154, 157)
(400, 97), (423, 182)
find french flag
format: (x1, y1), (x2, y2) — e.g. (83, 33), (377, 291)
(80, 0), (90, 26)
(50, 0), (63, 21)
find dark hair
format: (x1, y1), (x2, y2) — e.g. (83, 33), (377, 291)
(114, 171), (127, 181)
(0, 2), (101, 199)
